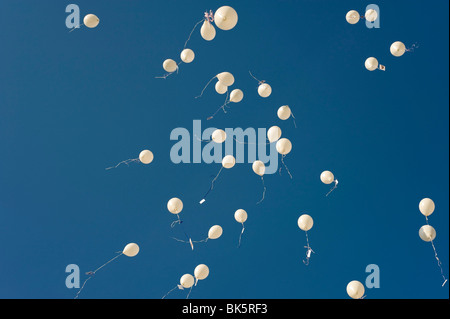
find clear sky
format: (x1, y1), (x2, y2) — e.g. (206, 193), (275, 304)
(0, 0), (448, 299)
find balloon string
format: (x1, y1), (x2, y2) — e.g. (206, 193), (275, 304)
(196, 75), (217, 99)
(430, 239), (448, 287)
(238, 222), (245, 248)
(184, 19), (204, 49)
(200, 166), (223, 203)
(279, 155), (293, 179)
(69, 23), (84, 33)
(207, 90), (230, 120)
(291, 111), (298, 128)
(302, 232), (314, 266)
(326, 180), (339, 197)
(204, 10), (214, 23)
(248, 70), (265, 85)
(74, 252), (123, 299)
(194, 134), (212, 143)
(162, 285), (181, 299)
(171, 214), (183, 228)
(256, 176), (266, 205)
(233, 137), (271, 145)
(105, 158), (139, 170)
(186, 285), (194, 299)
(155, 62), (182, 80)
(171, 237), (208, 244)
(406, 43), (419, 52)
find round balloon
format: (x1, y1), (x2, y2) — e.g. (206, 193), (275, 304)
(267, 126), (282, 143)
(163, 59), (178, 73)
(217, 72), (235, 87)
(252, 160), (265, 176)
(180, 49), (195, 63)
(347, 280), (365, 299)
(215, 81), (228, 94)
(167, 198), (183, 215)
(230, 89), (244, 103)
(365, 9), (378, 22)
(84, 14), (100, 28)
(194, 264), (210, 280)
(123, 243), (139, 257)
(320, 171), (335, 185)
(208, 225), (223, 240)
(390, 41), (406, 57)
(276, 138), (292, 155)
(277, 106), (291, 120)
(258, 83), (272, 98)
(235, 209), (248, 223)
(139, 150), (154, 164)
(346, 10), (360, 24)
(419, 225), (436, 242)
(212, 129), (227, 143)
(214, 6), (238, 31)
(365, 57), (379, 71)
(201, 20), (216, 41)
(180, 274), (195, 289)
(298, 214), (313, 231)
(222, 155), (236, 169)
(419, 198), (435, 217)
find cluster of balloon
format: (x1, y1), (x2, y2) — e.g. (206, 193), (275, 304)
(418, 198), (448, 287)
(249, 71), (272, 98)
(70, 13), (100, 32)
(74, 243), (139, 299)
(235, 209), (248, 248)
(199, 155), (236, 204)
(320, 170), (339, 196)
(298, 214), (315, 265)
(106, 150), (154, 170)
(171, 225), (223, 251)
(167, 198), (195, 250)
(157, 48), (195, 79)
(278, 105), (297, 128)
(345, 9), (378, 25)
(252, 161), (266, 204)
(276, 138), (293, 179)
(162, 264), (210, 299)
(346, 280), (365, 299)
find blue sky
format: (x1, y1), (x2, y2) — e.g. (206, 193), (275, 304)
(0, 0), (448, 299)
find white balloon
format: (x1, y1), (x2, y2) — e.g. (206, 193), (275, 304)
(258, 83), (272, 98)
(163, 59), (178, 73)
(298, 214), (314, 231)
(346, 10), (360, 24)
(276, 138), (292, 155)
(194, 264), (210, 280)
(419, 225), (436, 242)
(222, 155), (236, 169)
(167, 198), (183, 215)
(230, 89), (244, 103)
(234, 209), (248, 223)
(365, 57), (379, 71)
(277, 106), (291, 120)
(139, 150), (154, 164)
(365, 9), (378, 22)
(217, 72), (235, 87)
(123, 243), (139, 257)
(252, 160), (265, 176)
(180, 274), (195, 289)
(347, 280), (365, 299)
(390, 41), (406, 57)
(180, 49), (195, 63)
(201, 20), (216, 41)
(320, 171), (335, 185)
(267, 126), (282, 143)
(212, 129), (227, 143)
(214, 6), (238, 31)
(84, 14), (100, 28)
(208, 225), (223, 240)
(215, 81), (228, 95)
(419, 198), (435, 217)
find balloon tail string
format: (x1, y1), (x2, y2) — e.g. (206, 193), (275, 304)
(280, 155), (293, 179)
(69, 23), (84, 33)
(155, 62), (181, 79)
(256, 176), (266, 205)
(184, 19), (204, 49)
(248, 70), (265, 85)
(238, 223), (245, 248)
(171, 214), (183, 228)
(430, 239), (447, 286)
(208, 91), (230, 120)
(186, 285), (194, 299)
(291, 111), (298, 128)
(74, 276), (92, 299)
(162, 285), (180, 299)
(326, 180), (338, 197)
(194, 134), (211, 143)
(406, 43), (419, 52)
(105, 158), (139, 170)
(302, 232), (314, 266)
(201, 166), (223, 203)
(196, 76), (217, 99)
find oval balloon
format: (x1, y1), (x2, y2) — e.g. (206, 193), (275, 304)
(212, 129), (227, 143)
(201, 20), (216, 41)
(365, 9), (378, 22)
(258, 83), (272, 98)
(163, 59), (178, 73)
(298, 214), (313, 231)
(320, 171), (335, 185)
(214, 6), (238, 31)
(365, 57), (379, 71)
(230, 89), (244, 103)
(180, 274), (195, 289)
(347, 280), (365, 299)
(215, 81), (228, 95)
(235, 209), (248, 223)
(139, 150), (154, 164)
(194, 264), (210, 280)
(267, 126), (282, 143)
(222, 155), (236, 169)
(208, 225), (223, 240)
(346, 10), (360, 24)
(217, 72), (235, 87)
(277, 105), (291, 120)
(123, 243), (139, 257)
(419, 198), (435, 217)
(84, 14), (100, 28)
(167, 198), (183, 215)
(252, 160), (265, 176)
(390, 41), (406, 57)
(180, 49), (195, 63)
(419, 225), (436, 242)
(276, 138), (292, 155)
